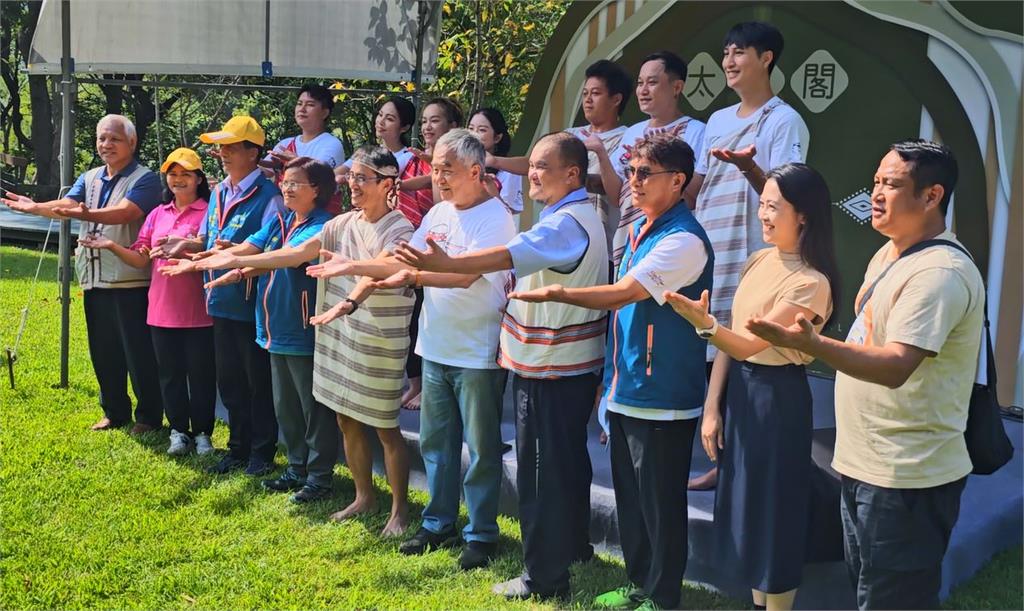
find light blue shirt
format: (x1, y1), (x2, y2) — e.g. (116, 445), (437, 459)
(506, 187), (590, 277)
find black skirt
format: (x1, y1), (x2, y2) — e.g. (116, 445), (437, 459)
(714, 360), (813, 593)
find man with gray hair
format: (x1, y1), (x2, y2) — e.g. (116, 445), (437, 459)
(1, 114), (164, 433)
(304, 128), (516, 570)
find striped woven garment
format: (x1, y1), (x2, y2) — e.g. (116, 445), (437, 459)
(694, 100), (786, 336)
(312, 210), (415, 429)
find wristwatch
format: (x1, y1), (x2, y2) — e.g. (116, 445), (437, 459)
(696, 314), (719, 339)
(343, 298), (359, 312)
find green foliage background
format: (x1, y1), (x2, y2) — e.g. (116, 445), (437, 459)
(0, 1), (568, 188)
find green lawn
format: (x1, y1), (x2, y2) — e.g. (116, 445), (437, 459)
(1, 244), (1021, 610)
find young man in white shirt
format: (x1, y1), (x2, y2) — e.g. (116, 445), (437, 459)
(612, 51), (707, 265)
(265, 84), (346, 209)
(688, 22), (810, 491)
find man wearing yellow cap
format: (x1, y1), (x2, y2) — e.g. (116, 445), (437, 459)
(1, 114), (165, 434)
(196, 115), (286, 475)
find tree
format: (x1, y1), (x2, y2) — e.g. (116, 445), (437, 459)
(1, 0), (569, 189)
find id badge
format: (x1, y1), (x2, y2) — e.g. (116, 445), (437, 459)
(846, 311), (868, 345)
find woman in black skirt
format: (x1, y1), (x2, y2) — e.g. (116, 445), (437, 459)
(665, 163), (839, 610)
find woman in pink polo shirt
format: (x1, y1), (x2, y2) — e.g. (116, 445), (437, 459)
(79, 148), (216, 456)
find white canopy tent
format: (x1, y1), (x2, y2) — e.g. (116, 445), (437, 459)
(21, 0), (442, 388)
(28, 0), (440, 81)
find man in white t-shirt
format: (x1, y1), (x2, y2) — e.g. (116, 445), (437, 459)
(564, 59), (634, 255)
(611, 51), (707, 265)
(687, 22), (810, 491)
(264, 84), (346, 184)
(301, 129), (515, 571)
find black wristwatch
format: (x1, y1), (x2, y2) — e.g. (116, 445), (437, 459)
(344, 298), (359, 312)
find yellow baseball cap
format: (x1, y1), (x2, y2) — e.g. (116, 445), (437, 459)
(199, 115), (266, 146)
(160, 147), (203, 173)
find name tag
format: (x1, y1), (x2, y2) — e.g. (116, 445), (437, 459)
(847, 311), (867, 345)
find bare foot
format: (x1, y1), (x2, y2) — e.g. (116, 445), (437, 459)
(401, 378), (422, 410)
(328, 497), (377, 522)
(380, 510), (410, 538)
(688, 466), (718, 491)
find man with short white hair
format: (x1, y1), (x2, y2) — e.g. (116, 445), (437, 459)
(306, 128), (516, 571)
(1, 114), (164, 433)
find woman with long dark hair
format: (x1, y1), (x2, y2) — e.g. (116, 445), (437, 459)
(665, 163), (839, 611)
(468, 107), (523, 214)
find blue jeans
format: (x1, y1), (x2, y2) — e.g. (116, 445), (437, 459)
(419, 359), (507, 543)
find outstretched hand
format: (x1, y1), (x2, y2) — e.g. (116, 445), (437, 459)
(309, 300), (354, 326)
(508, 284), (565, 303)
(53, 202), (91, 220)
(77, 234), (115, 250)
(663, 289), (713, 329)
(306, 250), (354, 279)
(159, 258), (198, 276)
(393, 237), (452, 272)
(203, 269), (243, 289)
(195, 250), (241, 271)
(745, 312), (817, 351)
(710, 144), (757, 172)
(371, 269), (416, 290)
(0, 190), (40, 214)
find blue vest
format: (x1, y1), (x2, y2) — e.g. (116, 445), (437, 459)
(603, 203), (714, 412)
(204, 175), (282, 322)
(254, 209), (330, 355)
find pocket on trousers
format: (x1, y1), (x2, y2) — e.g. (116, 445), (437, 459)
(859, 483), (953, 571)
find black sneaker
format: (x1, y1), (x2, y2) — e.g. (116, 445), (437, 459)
(399, 526), (459, 555)
(245, 458), (274, 476)
(459, 540), (497, 570)
(262, 474), (306, 492)
(208, 455), (247, 474)
(290, 484), (332, 504)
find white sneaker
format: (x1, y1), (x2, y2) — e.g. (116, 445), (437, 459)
(194, 433), (215, 456)
(167, 429), (195, 456)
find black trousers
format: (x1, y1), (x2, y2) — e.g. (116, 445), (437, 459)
(841, 475), (966, 610)
(609, 411), (698, 609)
(150, 326), (217, 436)
(82, 287), (163, 426)
(514, 373), (598, 594)
(212, 317), (277, 463)
(405, 288), (423, 379)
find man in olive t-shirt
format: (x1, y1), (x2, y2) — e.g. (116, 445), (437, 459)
(747, 139), (984, 610)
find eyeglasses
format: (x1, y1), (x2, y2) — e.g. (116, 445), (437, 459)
(280, 181), (313, 191)
(346, 174), (385, 186)
(624, 167), (680, 183)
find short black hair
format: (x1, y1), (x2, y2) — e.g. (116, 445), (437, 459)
(585, 59), (633, 116)
(641, 51), (688, 82)
(381, 96), (416, 146)
(471, 107), (512, 156)
(723, 22), (784, 72)
(889, 139), (959, 215)
(299, 83), (336, 113)
(632, 136), (695, 192)
(539, 131), (588, 188)
(283, 156), (336, 209)
(424, 97), (465, 127)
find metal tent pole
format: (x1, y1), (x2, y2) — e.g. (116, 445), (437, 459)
(411, 0), (430, 148)
(57, 0), (74, 389)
